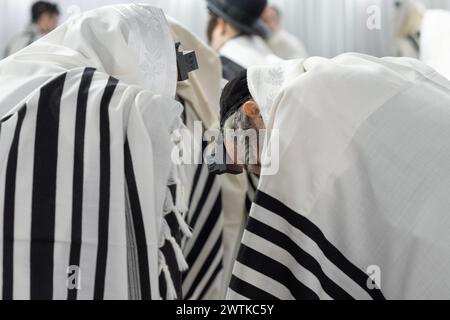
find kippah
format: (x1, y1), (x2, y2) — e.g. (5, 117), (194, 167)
(220, 70), (252, 128)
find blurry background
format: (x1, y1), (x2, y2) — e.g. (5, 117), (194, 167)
(1, 0), (450, 58)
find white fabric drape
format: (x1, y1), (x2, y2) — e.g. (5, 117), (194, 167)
(421, 9), (450, 79)
(229, 54), (450, 300)
(0, 3), (191, 300)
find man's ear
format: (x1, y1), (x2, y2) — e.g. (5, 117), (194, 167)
(242, 101), (260, 119)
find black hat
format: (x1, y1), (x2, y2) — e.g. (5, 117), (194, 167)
(207, 0), (269, 38)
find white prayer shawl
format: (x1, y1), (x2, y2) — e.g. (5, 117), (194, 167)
(421, 10), (450, 80)
(0, 4), (190, 300)
(267, 30), (309, 60)
(228, 54), (450, 300)
(219, 35), (282, 69)
(169, 18), (248, 300)
(0, 4), (177, 118)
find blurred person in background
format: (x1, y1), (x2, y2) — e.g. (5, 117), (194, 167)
(206, 0), (281, 81)
(393, 0), (426, 59)
(261, 4), (309, 60)
(421, 9), (450, 80)
(4, 1), (60, 57)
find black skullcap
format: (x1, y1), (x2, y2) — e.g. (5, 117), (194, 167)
(207, 0), (269, 38)
(220, 70), (252, 128)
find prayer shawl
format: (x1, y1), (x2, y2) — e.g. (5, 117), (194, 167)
(219, 35), (282, 70)
(169, 18), (247, 300)
(0, 4), (190, 300)
(421, 10), (450, 80)
(228, 54), (450, 300)
(267, 30), (309, 60)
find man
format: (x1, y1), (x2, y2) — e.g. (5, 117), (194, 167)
(4, 1), (60, 57)
(0, 4), (196, 300)
(392, 0), (426, 59)
(261, 5), (309, 60)
(217, 55), (450, 299)
(206, 0), (280, 81)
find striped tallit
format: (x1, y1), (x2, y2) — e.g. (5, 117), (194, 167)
(228, 54), (450, 300)
(182, 143), (224, 300)
(0, 4), (195, 300)
(0, 67), (188, 299)
(181, 123), (224, 300)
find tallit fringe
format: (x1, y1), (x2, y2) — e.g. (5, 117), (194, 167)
(157, 121), (191, 300)
(163, 187), (192, 238)
(158, 250), (178, 300)
(176, 181), (189, 215)
(160, 218), (189, 272)
(167, 236), (189, 271)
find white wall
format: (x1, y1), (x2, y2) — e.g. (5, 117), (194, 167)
(1, 0), (450, 58)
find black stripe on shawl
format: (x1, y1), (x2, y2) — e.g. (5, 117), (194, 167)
(159, 270), (167, 300)
(236, 244), (320, 300)
(246, 217), (354, 300)
(2, 106), (27, 300)
(198, 260), (223, 300)
(254, 190), (386, 300)
(184, 233), (223, 300)
(30, 73), (66, 300)
(68, 67), (95, 300)
(0, 114), (14, 124)
(124, 140), (151, 300)
(187, 141), (210, 213)
(93, 76), (119, 300)
(187, 173), (215, 228)
(185, 193), (222, 274)
(160, 241), (182, 300)
(229, 275), (279, 301)
(188, 165), (202, 207)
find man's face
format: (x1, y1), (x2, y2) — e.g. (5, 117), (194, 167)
(261, 7), (280, 33)
(223, 100), (266, 176)
(38, 12), (59, 34)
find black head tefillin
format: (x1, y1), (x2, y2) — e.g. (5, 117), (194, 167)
(176, 42), (199, 81)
